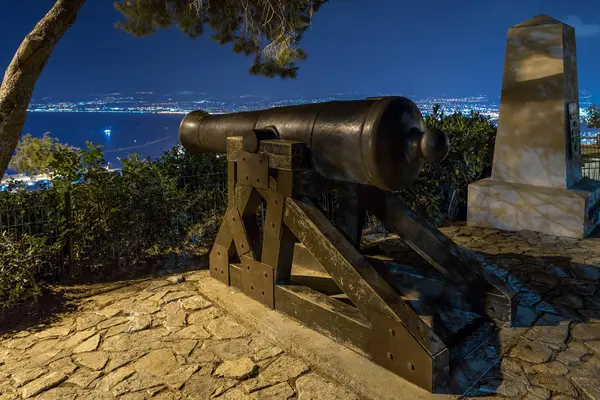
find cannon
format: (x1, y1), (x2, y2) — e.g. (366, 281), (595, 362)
(179, 97), (516, 393)
(180, 96), (449, 191)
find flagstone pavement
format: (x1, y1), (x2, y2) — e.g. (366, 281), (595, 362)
(0, 271), (361, 400)
(1, 223), (600, 399)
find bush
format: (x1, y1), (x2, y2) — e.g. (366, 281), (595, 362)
(0, 232), (56, 312)
(399, 104), (497, 225)
(49, 144), (227, 279)
(0, 142), (227, 290)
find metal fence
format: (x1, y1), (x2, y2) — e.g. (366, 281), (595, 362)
(581, 134), (600, 181)
(0, 169), (387, 280)
(0, 172), (229, 280)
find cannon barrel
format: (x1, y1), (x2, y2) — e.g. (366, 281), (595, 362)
(179, 96), (449, 191)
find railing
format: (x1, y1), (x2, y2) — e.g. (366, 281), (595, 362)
(581, 133), (600, 181)
(0, 172), (229, 281)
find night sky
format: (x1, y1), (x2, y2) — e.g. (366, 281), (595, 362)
(2, 0), (600, 99)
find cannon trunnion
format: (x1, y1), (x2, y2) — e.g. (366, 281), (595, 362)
(179, 97), (516, 393)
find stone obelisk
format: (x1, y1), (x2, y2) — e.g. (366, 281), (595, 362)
(467, 14), (600, 238)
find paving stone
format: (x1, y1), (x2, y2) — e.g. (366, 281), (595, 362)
(147, 289), (171, 303)
(104, 350), (143, 372)
(118, 393), (146, 400)
(95, 366), (135, 392)
(556, 342), (592, 366)
(101, 334), (133, 352)
(181, 295), (211, 311)
(187, 347), (218, 364)
(132, 301), (161, 315)
(48, 357), (78, 374)
(96, 317), (129, 331)
(166, 275), (186, 284)
(569, 355), (600, 377)
(174, 325), (210, 340)
(26, 339), (59, 356)
(207, 317), (250, 340)
(20, 372), (68, 399)
(580, 309), (600, 322)
(202, 338), (252, 361)
(104, 323), (129, 338)
(187, 307), (225, 325)
(153, 390), (184, 400)
(220, 388), (252, 400)
(94, 308), (121, 319)
(66, 369), (102, 388)
(552, 292), (584, 310)
(162, 291), (196, 304)
(251, 382), (295, 400)
(510, 339), (553, 364)
(75, 314), (106, 331)
(163, 364), (200, 390)
(527, 361), (570, 376)
(571, 323), (600, 341)
(169, 339), (198, 356)
(127, 313), (153, 332)
(571, 376), (600, 400)
(33, 327), (71, 340)
(560, 278), (596, 295)
(295, 374), (357, 400)
(259, 355), (309, 385)
(529, 272), (558, 286)
(584, 297), (600, 310)
(514, 306), (540, 328)
(584, 340), (600, 354)
(249, 337), (284, 362)
(164, 302), (187, 330)
(73, 351), (109, 371)
(525, 385), (551, 400)
(499, 358), (528, 384)
(529, 373), (578, 397)
(482, 379), (528, 398)
(131, 348), (178, 377)
(214, 357), (257, 380)
(11, 367), (47, 387)
(524, 314), (570, 346)
(572, 265), (600, 281)
(73, 334), (100, 354)
(35, 387), (79, 400)
(107, 299), (136, 314)
(535, 302), (581, 321)
(181, 374), (221, 400)
(518, 291), (543, 308)
(111, 371), (164, 396)
(241, 377), (270, 394)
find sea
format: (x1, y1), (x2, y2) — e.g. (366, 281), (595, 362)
(20, 112), (185, 171)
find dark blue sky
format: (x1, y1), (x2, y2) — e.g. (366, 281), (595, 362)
(2, 0), (600, 99)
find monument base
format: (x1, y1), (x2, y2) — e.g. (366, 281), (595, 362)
(467, 178), (600, 238)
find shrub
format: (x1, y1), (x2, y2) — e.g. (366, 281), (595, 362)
(0, 142), (227, 288)
(399, 104), (497, 225)
(0, 232), (58, 312)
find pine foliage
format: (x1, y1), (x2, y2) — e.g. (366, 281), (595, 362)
(114, 0), (328, 79)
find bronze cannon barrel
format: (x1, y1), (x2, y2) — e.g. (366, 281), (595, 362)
(179, 96), (449, 191)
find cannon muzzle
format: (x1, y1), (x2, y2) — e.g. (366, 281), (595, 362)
(179, 96), (448, 191)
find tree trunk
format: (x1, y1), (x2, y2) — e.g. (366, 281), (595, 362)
(0, 0), (86, 180)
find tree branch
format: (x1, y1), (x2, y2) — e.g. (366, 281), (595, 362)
(0, 0), (87, 179)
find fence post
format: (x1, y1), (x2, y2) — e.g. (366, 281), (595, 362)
(64, 191), (74, 278)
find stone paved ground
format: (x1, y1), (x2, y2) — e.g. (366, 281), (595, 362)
(2, 222), (600, 400)
(0, 272), (360, 400)
(439, 224), (600, 400)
